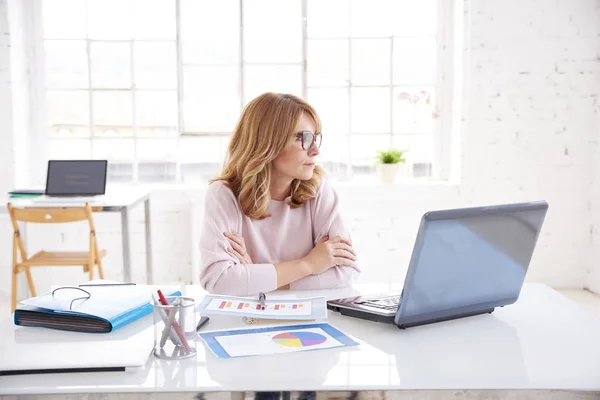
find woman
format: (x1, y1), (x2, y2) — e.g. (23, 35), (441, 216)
(198, 92), (359, 296)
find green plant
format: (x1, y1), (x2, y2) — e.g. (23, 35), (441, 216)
(377, 149), (406, 164)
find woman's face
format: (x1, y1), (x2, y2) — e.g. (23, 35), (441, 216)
(272, 113), (321, 182)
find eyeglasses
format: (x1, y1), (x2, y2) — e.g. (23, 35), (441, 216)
(296, 130), (322, 151)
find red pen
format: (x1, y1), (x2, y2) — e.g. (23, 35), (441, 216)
(157, 289), (191, 353)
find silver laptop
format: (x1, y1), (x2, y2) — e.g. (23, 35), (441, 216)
(328, 201), (549, 329)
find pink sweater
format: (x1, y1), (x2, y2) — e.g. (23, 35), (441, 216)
(198, 178), (360, 295)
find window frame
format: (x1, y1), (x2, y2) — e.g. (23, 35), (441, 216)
(31, 0), (456, 184)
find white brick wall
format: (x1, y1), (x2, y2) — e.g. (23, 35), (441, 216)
(589, 0), (600, 294)
(0, 0), (599, 307)
(0, 0), (16, 196)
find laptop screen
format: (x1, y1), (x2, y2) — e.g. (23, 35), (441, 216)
(45, 160), (108, 196)
(399, 206), (547, 319)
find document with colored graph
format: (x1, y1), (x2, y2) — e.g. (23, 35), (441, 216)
(196, 295), (327, 320)
(198, 323), (359, 358)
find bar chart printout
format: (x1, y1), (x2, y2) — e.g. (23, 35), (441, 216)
(204, 297), (312, 317)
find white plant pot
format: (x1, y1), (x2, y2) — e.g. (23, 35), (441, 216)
(376, 163), (398, 185)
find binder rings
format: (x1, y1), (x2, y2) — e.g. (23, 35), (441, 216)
(14, 284), (181, 333)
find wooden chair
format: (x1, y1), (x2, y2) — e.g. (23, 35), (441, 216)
(7, 202), (107, 312)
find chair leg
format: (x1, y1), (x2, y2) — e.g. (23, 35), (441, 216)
(88, 263), (94, 280)
(11, 265), (18, 313)
(24, 267), (36, 297)
(97, 257), (105, 280)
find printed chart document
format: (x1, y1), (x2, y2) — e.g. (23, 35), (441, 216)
(198, 323), (359, 358)
(197, 294), (327, 320)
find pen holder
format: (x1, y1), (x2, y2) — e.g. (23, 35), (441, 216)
(152, 296), (197, 360)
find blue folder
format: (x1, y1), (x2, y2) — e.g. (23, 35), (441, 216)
(14, 285), (181, 333)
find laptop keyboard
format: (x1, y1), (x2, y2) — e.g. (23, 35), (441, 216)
(357, 295), (401, 311)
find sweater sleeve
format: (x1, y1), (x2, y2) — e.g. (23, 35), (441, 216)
(198, 182), (278, 296)
(289, 178), (361, 290)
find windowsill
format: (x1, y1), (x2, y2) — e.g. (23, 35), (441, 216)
(108, 178), (461, 192)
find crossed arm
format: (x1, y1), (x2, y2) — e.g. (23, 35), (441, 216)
(224, 231), (357, 289)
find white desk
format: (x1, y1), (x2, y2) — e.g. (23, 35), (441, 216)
(1, 283), (600, 398)
(2, 188), (153, 284)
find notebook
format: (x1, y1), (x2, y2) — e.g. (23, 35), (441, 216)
(14, 283), (181, 333)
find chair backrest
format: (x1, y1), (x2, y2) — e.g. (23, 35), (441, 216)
(7, 203), (95, 228)
(7, 202), (98, 264)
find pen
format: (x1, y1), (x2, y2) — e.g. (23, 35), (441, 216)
(157, 290), (192, 353)
(152, 294), (182, 347)
(160, 297), (180, 348)
(196, 316), (210, 332)
(79, 283), (136, 287)
(259, 292), (266, 310)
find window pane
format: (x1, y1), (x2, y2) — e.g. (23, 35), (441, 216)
(49, 125), (90, 138)
(181, 0), (239, 65)
(136, 91), (178, 136)
(132, 0), (175, 39)
(317, 131), (347, 162)
(137, 139), (178, 161)
(183, 41), (240, 66)
(87, 0), (133, 39)
(350, 134), (392, 164)
(351, 39), (390, 86)
(351, 87), (390, 133)
(391, 134), (412, 155)
(181, 162), (221, 184)
(178, 136), (228, 164)
(93, 91), (133, 126)
(307, 0), (350, 38)
(45, 40), (88, 89)
(47, 139), (91, 159)
(243, 0), (302, 63)
(107, 163), (134, 183)
(42, 0), (86, 39)
(307, 39), (349, 87)
(307, 89), (349, 161)
(92, 138), (134, 160)
(94, 126), (134, 137)
(394, 134), (434, 164)
(307, 88), (349, 134)
(183, 66), (240, 132)
(393, 38), (436, 85)
(350, 0), (393, 37)
(90, 42), (131, 89)
(393, 0), (437, 36)
(139, 162), (177, 183)
(244, 66), (302, 104)
(47, 91), (90, 137)
(393, 87), (437, 133)
(134, 42), (177, 89)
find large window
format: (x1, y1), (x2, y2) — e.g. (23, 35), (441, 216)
(42, 0), (443, 183)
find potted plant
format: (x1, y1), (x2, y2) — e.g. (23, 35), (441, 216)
(376, 149), (407, 184)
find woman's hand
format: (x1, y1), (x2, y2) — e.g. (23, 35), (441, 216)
(224, 232), (253, 264)
(303, 235), (357, 275)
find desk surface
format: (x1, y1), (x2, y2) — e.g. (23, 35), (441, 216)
(1, 283), (600, 395)
(2, 186), (150, 211)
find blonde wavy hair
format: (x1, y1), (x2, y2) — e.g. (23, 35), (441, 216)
(211, 92), (325, 220)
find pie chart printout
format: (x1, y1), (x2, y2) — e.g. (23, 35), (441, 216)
(272, 331), (327, 347)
